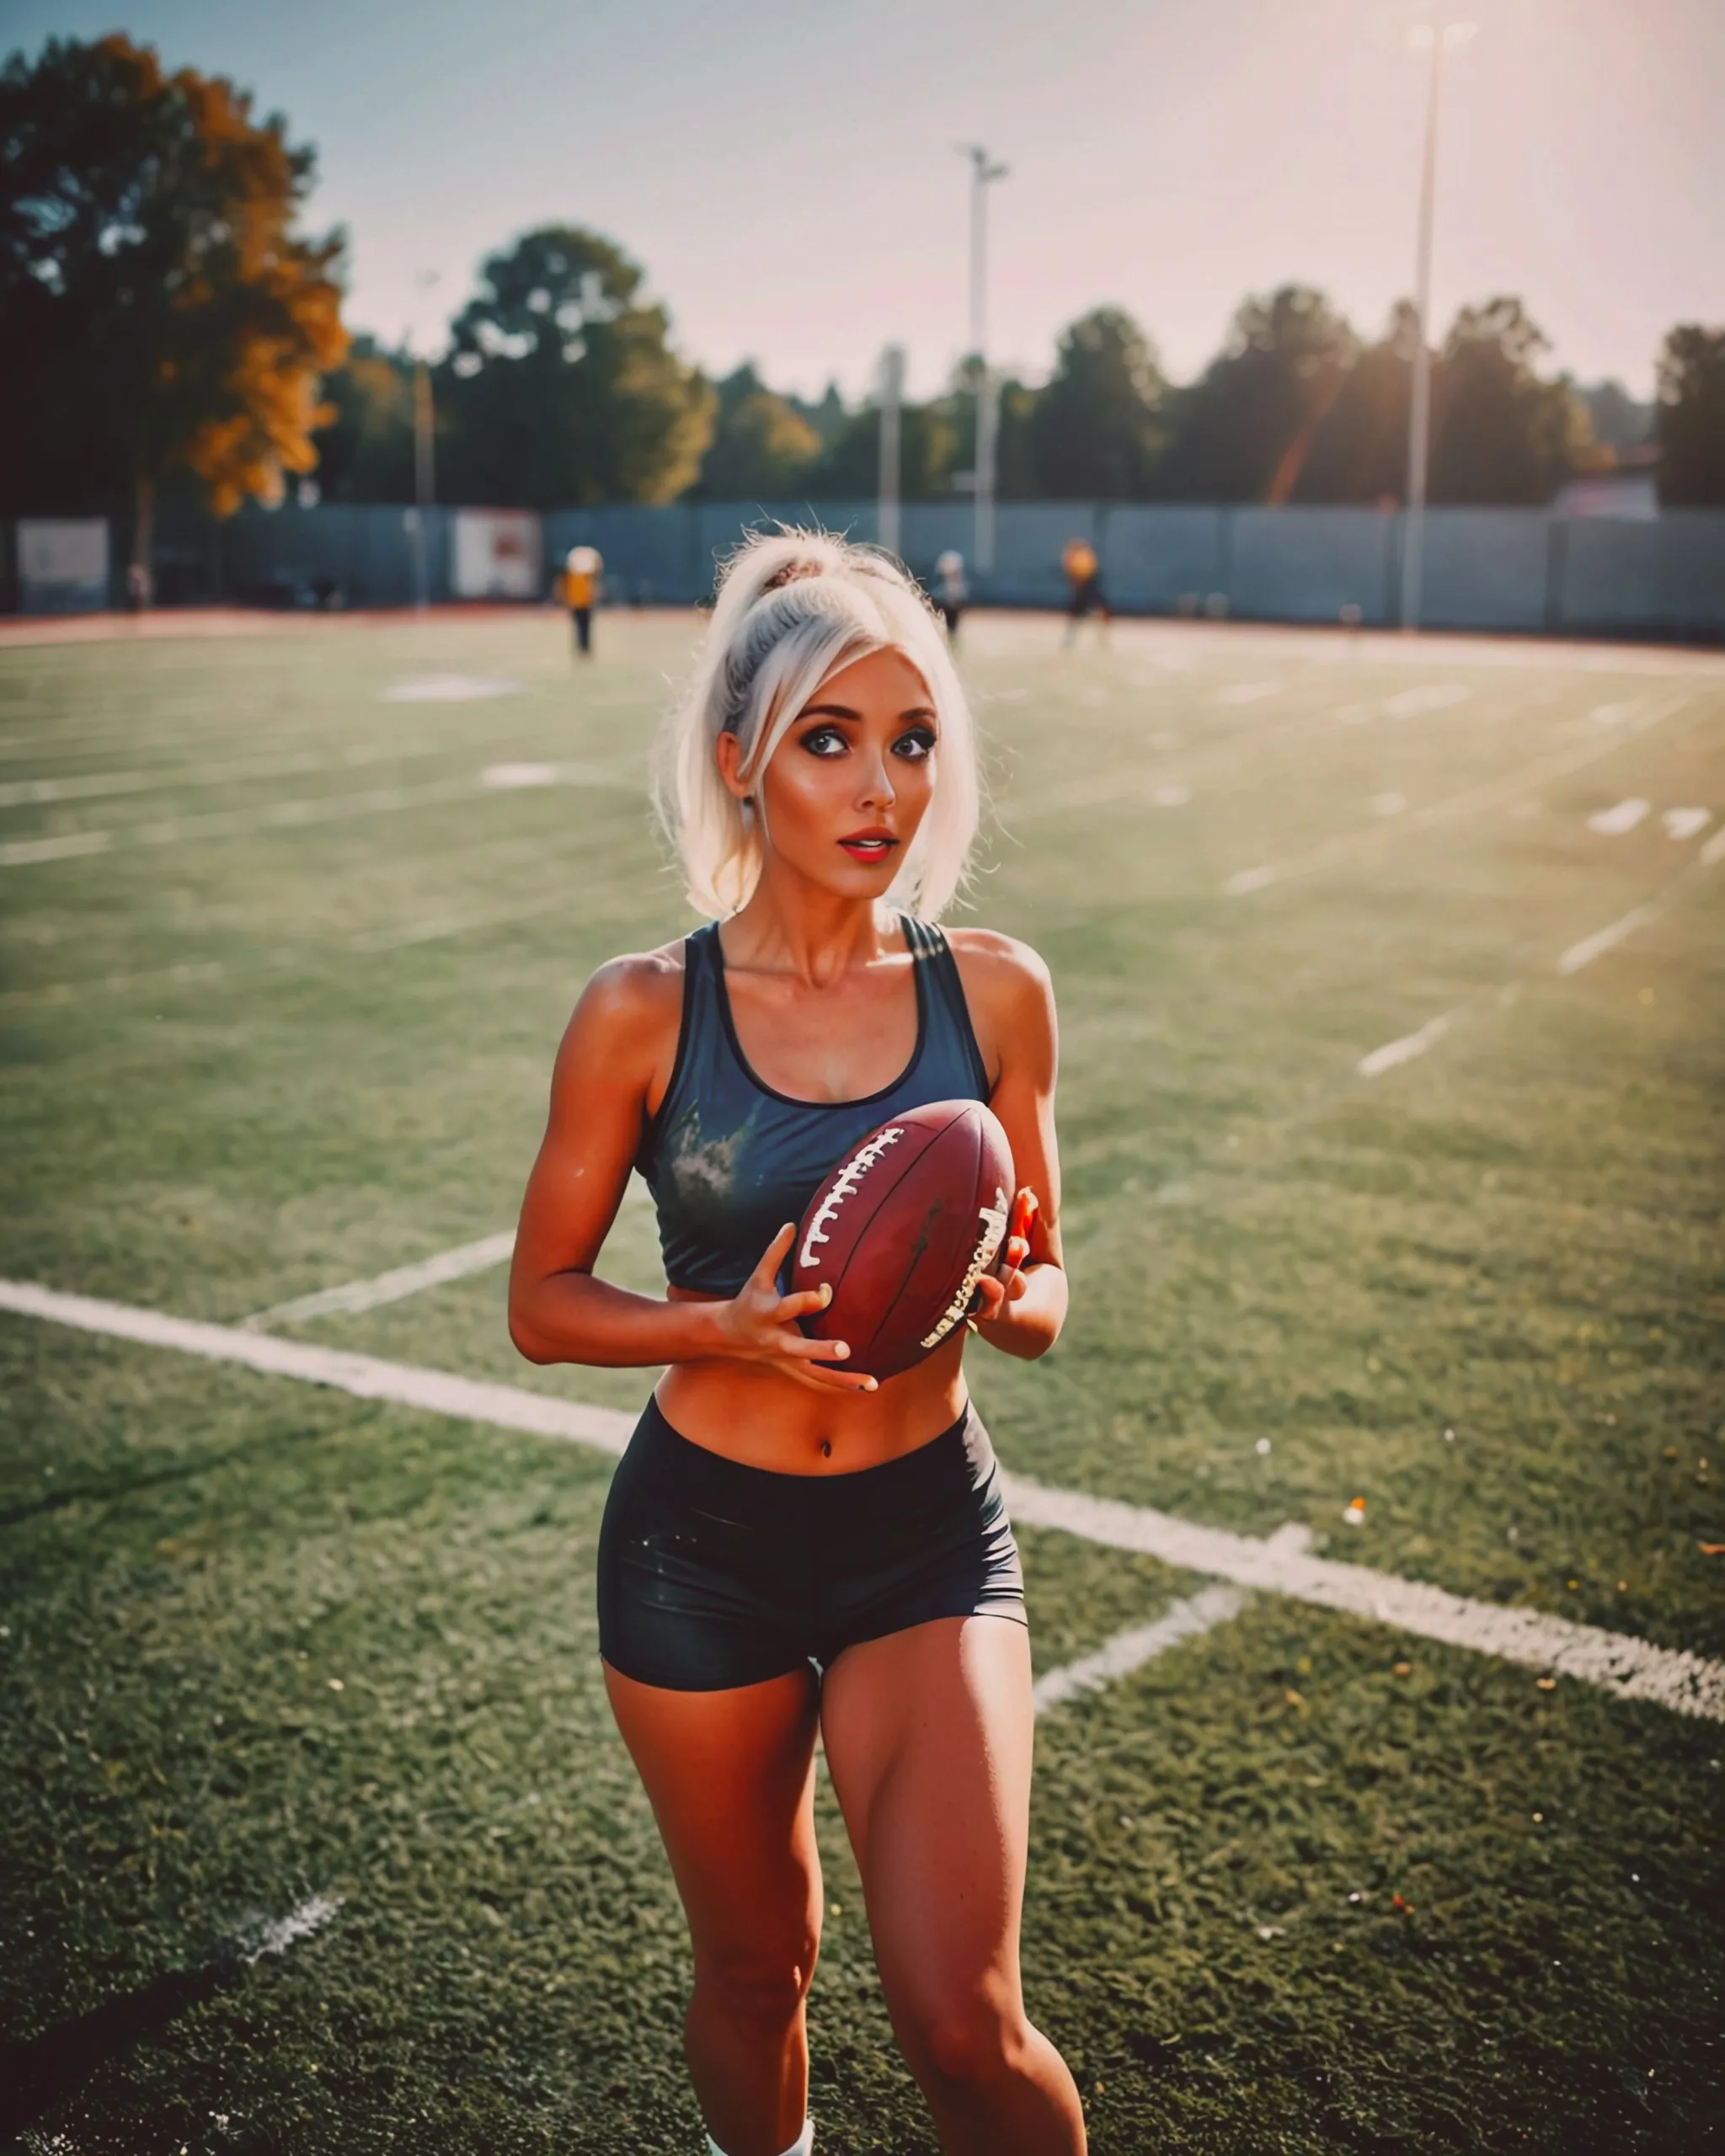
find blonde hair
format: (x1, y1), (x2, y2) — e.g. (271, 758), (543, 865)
(654, 527), (980, 921)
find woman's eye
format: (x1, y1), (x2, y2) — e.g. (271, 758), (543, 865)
(894, 728), (937, 760)
(799, 726), (847, 757)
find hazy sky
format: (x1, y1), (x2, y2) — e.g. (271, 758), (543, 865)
(8, 0), (1722, 400)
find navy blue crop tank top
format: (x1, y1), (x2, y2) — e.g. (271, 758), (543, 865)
(638, 915), (992, 1297)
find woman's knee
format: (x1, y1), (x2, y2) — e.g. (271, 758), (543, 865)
(900, 1990), (1033, 2095)
(692, 1926), (820, 2033)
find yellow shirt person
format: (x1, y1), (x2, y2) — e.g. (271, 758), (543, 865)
(562, 546), (602, 658)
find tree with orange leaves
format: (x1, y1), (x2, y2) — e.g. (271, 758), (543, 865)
(0, 35), (347, 592)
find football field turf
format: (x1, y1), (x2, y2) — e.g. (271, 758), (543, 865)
(2, 606), (1721, 2153)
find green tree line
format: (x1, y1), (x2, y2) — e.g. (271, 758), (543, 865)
(4, 31), (1724, 550)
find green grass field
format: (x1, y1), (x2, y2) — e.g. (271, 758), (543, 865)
(2, 606), (1722, 2154)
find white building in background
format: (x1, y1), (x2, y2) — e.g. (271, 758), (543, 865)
(15, 518), (110, 611)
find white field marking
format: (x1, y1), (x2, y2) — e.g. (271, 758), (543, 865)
(0, 766), (632, 871)
(1033, 1584), (1247, 1713)
(1356, 1009), (1456, 1078)
(242, 1232), (520, 1330)
(1213, 681), (1280, 706)
(0, 957), (234, 1011)
(999, 1470), (1725, 1721)
(1383, 684), (1472, 719)
(1223, 691), (1692, 897)
(0, 872), (633, 1013)
(381, 675), (522, 702)
(1370, 792), (1407, 816)
(241, 1188), (651, 1330)
(5, 1277), (1722, 1721)
(1586, 797), (1651, 836)
(0, 739), (495, 807)
(482, 762), (560, 789)
(0, 769), (155, 808)
(1590, 702), (1632, 728)
(0, 1277), (638, 1454)
(235, 1893), (343, 1966)
(0, 829), (114, 866)
(1151, 783), (1192, 808)
(1556, 905), (1662, 976)
(1663, 807), (1712, 841)
(1359, 821), (1725, 1070)
(349, 889), (576, 952)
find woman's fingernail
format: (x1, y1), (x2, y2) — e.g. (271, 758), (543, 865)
(831, 1342), (849, 1358)
(820, 1283), (833, 1306)
(862, 1376), (878, 1391)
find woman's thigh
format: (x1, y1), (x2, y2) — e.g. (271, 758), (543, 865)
(819, 1615), (1035, 2022)
(605, 1661), (825, 1973)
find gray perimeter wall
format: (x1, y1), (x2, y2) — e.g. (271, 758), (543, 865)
(45, 500), (1725, 642)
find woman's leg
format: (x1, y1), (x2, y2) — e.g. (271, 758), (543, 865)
(820, 1617), (1086, 2156)
(605, 1662), (823, 2156)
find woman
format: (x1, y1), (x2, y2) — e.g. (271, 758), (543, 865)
(509, 531), (1085, 2156)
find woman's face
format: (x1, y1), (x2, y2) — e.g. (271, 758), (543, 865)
(745, 646), (939, 898)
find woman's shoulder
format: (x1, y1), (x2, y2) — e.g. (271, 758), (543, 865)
(940, 926), (1056, 1065)
(942, 924), (1053, 1005)
(559, 936), (692, 1069)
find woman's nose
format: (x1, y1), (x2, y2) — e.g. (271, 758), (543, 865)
(857, 752), (896, 808)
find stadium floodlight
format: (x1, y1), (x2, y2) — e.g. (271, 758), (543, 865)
(1400, 19), (1477, 633)
(958, 145), (1008, 579)
(878, 344), (905, 561)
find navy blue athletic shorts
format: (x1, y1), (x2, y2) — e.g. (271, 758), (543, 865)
(597, 1398), (1026, 1691)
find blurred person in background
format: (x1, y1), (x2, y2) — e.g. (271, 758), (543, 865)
(933, 550), (967, 641)
(1060, 538), (1108, 646)
(563, 545), (604, 657)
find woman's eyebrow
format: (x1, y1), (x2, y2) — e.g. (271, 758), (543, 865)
(796, 702), (938, 724)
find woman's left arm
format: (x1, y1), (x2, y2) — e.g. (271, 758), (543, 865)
(953, 932), (1067, 1362)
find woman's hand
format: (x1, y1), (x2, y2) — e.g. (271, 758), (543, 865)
(711, 1224), (880, 1395)
(968, 1226), (1031, 1327)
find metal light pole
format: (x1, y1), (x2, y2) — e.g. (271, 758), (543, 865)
(878, 344), (905, 560)
(959, 144), (1007, 578)
(1401, 20), (1476, 632)
(406, 269), (440, 613)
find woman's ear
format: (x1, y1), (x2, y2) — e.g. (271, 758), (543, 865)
(714, 728), (751, 803)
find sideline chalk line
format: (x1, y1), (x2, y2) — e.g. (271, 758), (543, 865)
(3, 1275), (1719, 1724)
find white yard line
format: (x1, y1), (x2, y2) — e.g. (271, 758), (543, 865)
(1033, 1585), (1247, 1712)
(1556, 905), (1663, 976)
(0, 739), (498, 808)
(1586, 798), (1651, 836)
(0, 1277), (636, 1454)
(1001, 1470), (1724, 1721)
(1223, 691), (1691, 898)
(243, 1186), (653, 1328)
(1357, 1010), (1457, 1078)
(241, 1231), (520, 1330)
(3, 1275), (1720, 1721)
(0, 766), (631, 870)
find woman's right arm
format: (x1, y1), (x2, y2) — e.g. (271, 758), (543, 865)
(507, 955), (875, 1392)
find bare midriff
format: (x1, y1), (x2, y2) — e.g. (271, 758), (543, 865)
(657, 1283), (971, 1476)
